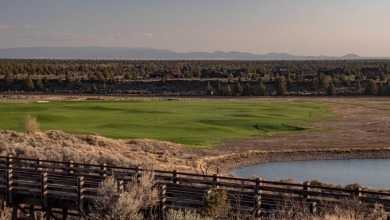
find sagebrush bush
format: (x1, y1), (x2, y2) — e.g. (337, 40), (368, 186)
(21, 114), (40, 135)
(166, 209), (212, 220)
(200, 187), (230, 219)
(0, 202), (11, 220)
(89, 171), (159, 220)
(267, 197), (385, 220)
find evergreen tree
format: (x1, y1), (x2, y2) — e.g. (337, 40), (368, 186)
(216, 80), (222, 95)
(277, 76), (287, 96)
(355, 80), (363, 94)
(25, 75), (34, 91)
(243, 83), (252, 96)
(365, 79), (378, 95)
(327, 82), (337, 96)
(74, 78), (82, 88)
(257, 78), (267, 96)
(4, 70), (14, 88)
(320, 75), (329, 90)
(224, 84), (232, 96)
(206, 81), (213, 95)
(378, 83), (386, 96)
(312, 78), (319, 92)
(286, 77), (293, 90)
(36, 77), (43, 90)
(234, 81), (243, 95)
(91, 84), (98, 93)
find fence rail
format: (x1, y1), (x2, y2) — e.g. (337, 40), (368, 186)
(0, 155), (389, 219)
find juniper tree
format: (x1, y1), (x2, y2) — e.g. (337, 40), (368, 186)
(312, 78), (319, 92)
(234, 81), (243, 95)
(365, 79), (378, 95)
(36, 77), (43, 90)
(216, 80), (222, 95)
(243, 82), (252, 96)
(257, 78), (267, 96)
(206, 81), (213, 95)
(25, 75), (34, 91)
(327, 82), (337, 96)
(277, 76), (287, 96)
(4, 70), (14, 88)
(224, 84), (232, 96)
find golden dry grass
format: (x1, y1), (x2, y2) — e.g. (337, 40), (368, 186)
(0, 130), (197, 171)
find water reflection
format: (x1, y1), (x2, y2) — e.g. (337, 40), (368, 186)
(230, 159), (390, 189)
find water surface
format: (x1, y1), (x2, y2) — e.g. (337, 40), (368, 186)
(230, 159), (390, 189)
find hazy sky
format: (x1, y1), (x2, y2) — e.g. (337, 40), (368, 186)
(1, 0), (390, 56)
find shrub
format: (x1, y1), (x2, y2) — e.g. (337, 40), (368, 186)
(21, 114), (40, 135)
(200, 188), (230, 219)
(0, 202), (11, 220)
(267, 197), (385, 220)
(166, 209), (212, 220)
(90, 171), (159, 220)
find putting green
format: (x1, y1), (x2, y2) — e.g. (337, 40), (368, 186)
(0, 100), (334, 147)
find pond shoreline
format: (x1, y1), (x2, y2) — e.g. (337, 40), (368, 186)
(216, 149), (390, 173)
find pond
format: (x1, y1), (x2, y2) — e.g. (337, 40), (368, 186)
(230, 159), (390, 189)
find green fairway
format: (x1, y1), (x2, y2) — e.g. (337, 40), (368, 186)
(0, 100), (334, 147)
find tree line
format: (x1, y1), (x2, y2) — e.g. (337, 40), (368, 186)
(0, 59), (389, 96)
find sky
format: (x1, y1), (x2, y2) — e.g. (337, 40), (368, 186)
(0, 0), (390, 56)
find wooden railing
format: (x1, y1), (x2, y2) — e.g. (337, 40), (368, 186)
(0, 155), (389, 219)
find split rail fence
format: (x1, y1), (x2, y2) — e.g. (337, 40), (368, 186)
(0, 155), (389, 219)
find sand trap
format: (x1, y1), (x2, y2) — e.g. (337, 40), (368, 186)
(37, 101), (50, 103)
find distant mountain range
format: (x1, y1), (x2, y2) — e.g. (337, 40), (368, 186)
(0, 47), (387, 60)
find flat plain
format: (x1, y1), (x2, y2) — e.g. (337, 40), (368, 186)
(0, 99), (333, 147)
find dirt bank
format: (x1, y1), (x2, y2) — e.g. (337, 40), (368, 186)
(212, 148), (390, 173)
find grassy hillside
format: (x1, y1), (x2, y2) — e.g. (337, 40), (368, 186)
(0, 100), (334, 147)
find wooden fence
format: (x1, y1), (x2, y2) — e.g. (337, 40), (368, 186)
(0, 155), (389, 219)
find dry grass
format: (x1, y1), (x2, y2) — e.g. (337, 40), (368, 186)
(166, 209), (212, 220)
(21, 114), (40, 135)
(0, 130), (197, 171)
(267, 197), (386, 220)
(0, 202), (11, 220)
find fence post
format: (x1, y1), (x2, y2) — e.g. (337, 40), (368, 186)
(159, 185), (167, 220)
(41, 172), (48, 208)
(254, 195), (262, 218)
(135, 166), (142, 183)
(303, 182), (311, 199)
(117, 179), (124, 194)
(253, 178), (262, 218)
(309, 201), (317, 214)
(355, 187), (362, 204)
(7, 155), (13, 170)
(77, 176), (85, 213)
(254, 178), (262, 195)
(36, 158), (43, 171)
(173, 170), (179, 184)
(213, 174), (219, 188)
(355, 187), (362, 197)
(68, 161), (74, 175)
(101, 163), (107, 177)
(6, 169), (13, 206)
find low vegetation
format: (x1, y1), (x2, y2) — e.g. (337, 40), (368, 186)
(84, 176), (387, 220)
(0, 130), (195, 171)
(89, 172), (159, 220)
(0, 100), (333, 146)
(21, 114), (40, 135)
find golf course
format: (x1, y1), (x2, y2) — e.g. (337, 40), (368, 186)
(0, 99), (334, 147)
